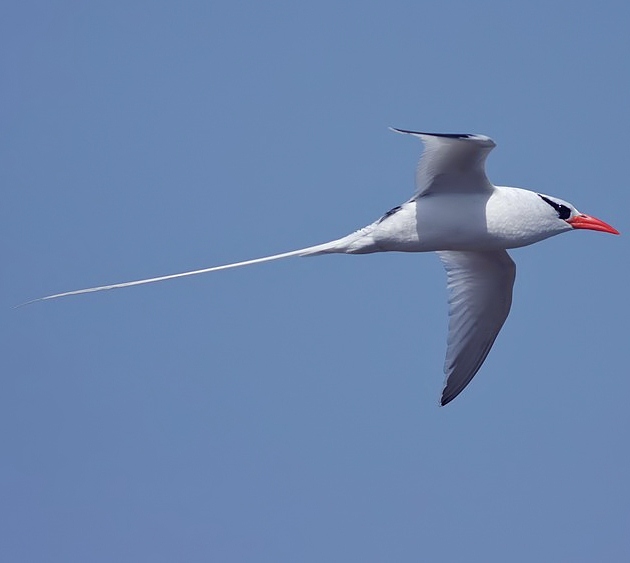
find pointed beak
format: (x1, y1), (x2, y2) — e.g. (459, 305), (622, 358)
(567, 214), (620, 235)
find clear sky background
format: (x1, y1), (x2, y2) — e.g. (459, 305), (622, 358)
(3, 1), (630, 561)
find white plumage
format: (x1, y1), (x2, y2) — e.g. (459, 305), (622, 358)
(25, 129), (619, 405)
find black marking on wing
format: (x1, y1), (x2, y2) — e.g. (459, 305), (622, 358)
(538, 194), (571, 220)
(391, 128), (476, 139)
(378, 205), (402, 223)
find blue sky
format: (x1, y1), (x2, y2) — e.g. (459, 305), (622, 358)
(3, 1), (630, 561)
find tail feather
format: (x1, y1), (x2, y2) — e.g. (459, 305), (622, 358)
(18, 239), (345, 307)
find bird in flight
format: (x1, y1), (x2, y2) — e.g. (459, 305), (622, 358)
(25, 129), (619, 405)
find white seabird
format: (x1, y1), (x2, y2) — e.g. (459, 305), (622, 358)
(25, 129), (619, 405)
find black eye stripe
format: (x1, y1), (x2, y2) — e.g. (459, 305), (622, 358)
(538, 194), (571, 220)
(539, 194), (560, 211)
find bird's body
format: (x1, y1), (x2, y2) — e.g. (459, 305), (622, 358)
(26, 129), (619, 405)
(311, 187), (573, 257)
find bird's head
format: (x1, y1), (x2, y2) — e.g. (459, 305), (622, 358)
(537, 193), (619, 236)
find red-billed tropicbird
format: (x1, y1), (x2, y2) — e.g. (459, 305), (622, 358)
(26, 129), (619, 405)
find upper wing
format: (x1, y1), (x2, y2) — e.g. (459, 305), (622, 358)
(391, 129), (496, 198)
(437, 250), (516, 406)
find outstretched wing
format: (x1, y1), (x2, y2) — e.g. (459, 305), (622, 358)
(437, 250), (516, 406)
(391, 129), (496, 198)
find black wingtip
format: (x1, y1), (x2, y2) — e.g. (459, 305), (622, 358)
(440, 395), (453, 407)
(390, 127), (477, 139)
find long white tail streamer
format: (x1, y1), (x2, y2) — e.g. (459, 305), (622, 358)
(18, 240), (341, 307)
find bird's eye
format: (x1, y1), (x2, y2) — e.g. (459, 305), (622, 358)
(557, 204), (571, 220)
(538, 195), (571, 220)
